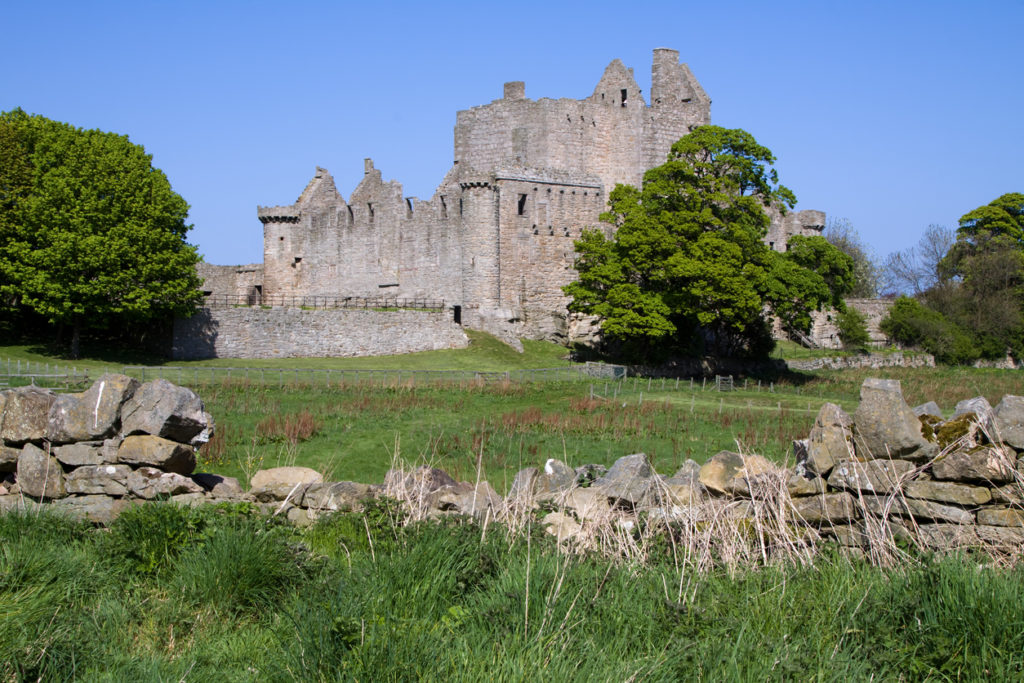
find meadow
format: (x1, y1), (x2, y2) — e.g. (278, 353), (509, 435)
(3, 338), (1024, 680)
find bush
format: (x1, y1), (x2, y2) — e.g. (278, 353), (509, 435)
(880, 296), (980, 364)
(836, 307), (871, 352)
(104, 502), (209, 576)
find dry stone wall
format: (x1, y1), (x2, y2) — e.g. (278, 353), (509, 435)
(6, 376), (1024, 563)
(172, 307), (468, 360)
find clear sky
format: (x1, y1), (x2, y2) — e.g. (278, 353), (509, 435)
(3, 0), (1021, 266)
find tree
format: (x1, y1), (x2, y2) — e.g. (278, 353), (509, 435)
(835, 307), (870, 353)
(0, 110), (202, 357)
(564, 126), (853, 360)
(880, 224), (954, 296)
(823, 217), (879, 298)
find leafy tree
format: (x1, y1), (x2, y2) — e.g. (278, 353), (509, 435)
(835, 307), (870, 353)
(0, 109), (201, 357)
(824, 217), (879, 298)
(956, 192), (1024, 246)
(880, 296), (979, 365)
(564, 126), (853, 360)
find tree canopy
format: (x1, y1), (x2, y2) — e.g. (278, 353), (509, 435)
(0, 109), (201, 357)
(881, 193), (1024, 363)
(564, 126), (853, 360)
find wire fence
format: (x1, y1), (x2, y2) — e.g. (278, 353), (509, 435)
(202, 294), (446, 310)
(0, 358), (627, 391)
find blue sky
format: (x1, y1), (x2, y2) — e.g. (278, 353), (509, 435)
(3, 1), (1021, 266)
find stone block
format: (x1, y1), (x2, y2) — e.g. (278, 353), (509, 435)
(788, 492), (859, 524)
(191, 472), (245, 498)
(302, 481), (376, 511)
(53, 495), (133, 525)
(53, 442), (104, 467)
(699, 451), (776, 497)
(860, 494), (974, 525)
(931, 446), (1016, 484)
(594, 453), (654, 505)
(16, 443), (66, 500)
(126, 467), (204, 499)
(65, 464), (131, 496)
(852, 379), (937, 461)
(787, 473), (826, 497)
(0, 445), (18, 473)
(976, 508), (1024, 527)
(1, 387), (55, 445)
(827, 458), (917, 494)
(118, 435), (196, 475)
(994, 395), (1024, 449)
(903, 480), (991, 506)
(45, 373), (139, 443)
(120, 379), (210, 443)
(802, 403), (853, 476)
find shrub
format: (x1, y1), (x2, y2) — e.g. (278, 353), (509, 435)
(880, 296), (980, 364)
(836, 307), (871, 352)
(104, 503), (209, 576)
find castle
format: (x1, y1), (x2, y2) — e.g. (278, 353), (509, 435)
(187, 49), (829, 357)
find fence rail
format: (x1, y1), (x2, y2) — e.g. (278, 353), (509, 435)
(202, 294), (446, 311)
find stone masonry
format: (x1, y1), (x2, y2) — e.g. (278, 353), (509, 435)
(194, 49), (829, 352)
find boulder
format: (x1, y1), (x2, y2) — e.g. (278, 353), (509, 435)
(432, 481), (503, 518)
(802, 403), (854, 476)
(302, 481), (376, 511)
(593, 453), (654, 505)
(557, 487), (611, 521)
(384, 465), (456, 496)
(45, 374), (139, 443)
(903, 480), (991, 506)
(120, 379), (210, 443)
(126, 467), (204, 499)
(507, 467), (539, 501)
(931, 446), (1017, 484)
(994, 395), (1024, 450)
(54, 495), (133, 525)
(250, 466), (321, 503)
(952, 396), (996, 435)
(1, 387), (55, 445)
(698, 451), (776, 497)
(788, 492), (859, 524)
(826, 458), (917, 494)
(537, 459), (577, 495)
(0, 445), (18, 473)
(191, 472), (245, 498)
(16, 443), (67, 499)
(53, 442), (105, 467)
(65, 464), (131, 496)
(117, 435), (196, 475)
(542, 511), (582, 543)
(852, 379), (937, 461)
(860, 494), (974, 525)
(913, 401), (944, 419)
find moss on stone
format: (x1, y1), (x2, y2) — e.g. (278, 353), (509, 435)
(936, 413), (977, 448)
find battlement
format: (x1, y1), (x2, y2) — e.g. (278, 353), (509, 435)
(256, 206), (300, 224)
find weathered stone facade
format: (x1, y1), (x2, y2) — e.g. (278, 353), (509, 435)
(197, 49), (827, 351)
(172, 308), (468, 360)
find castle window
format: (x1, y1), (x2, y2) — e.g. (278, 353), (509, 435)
(459, 198), (463, 216)
(517, 194), (527, 215)
(347, 205), (354, 225)
(279, 236), (284, 242)
(620, 89), (627, 107)
(367, 203), (375, 224)
(406, 198), (414, 219)
(440, 196), (448, 218)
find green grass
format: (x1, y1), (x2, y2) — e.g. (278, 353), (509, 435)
(0, 330), (572, 374)
(4, 505), (1024, 681)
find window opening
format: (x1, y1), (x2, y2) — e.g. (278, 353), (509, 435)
(517, 194), (527, 216)
(620, 89), (627, 107)
(367, 203), (374, 224)
(406, 198), (414, 219)
(440, 196), (448, 218)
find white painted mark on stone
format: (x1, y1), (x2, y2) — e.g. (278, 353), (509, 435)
(544, 459), (555, 475)
(93, 381), (106, 430)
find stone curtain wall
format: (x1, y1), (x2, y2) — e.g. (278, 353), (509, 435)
(172, 307), (468, 360)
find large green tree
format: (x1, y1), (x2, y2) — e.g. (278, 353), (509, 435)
(564, 126), (853, 360)
(0, 110), (201, 357)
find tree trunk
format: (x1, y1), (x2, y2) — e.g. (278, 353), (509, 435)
(70, 317), (81, 360)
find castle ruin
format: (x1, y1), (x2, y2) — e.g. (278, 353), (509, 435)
(186, 49), (828, 358)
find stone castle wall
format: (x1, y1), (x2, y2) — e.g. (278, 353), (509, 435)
(172, 308), (468, 360)
(190, 48), (830, 354)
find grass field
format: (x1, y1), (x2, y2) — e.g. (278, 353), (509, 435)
(3, 338), (1022, 488)
(5, 504), (1024, 681)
